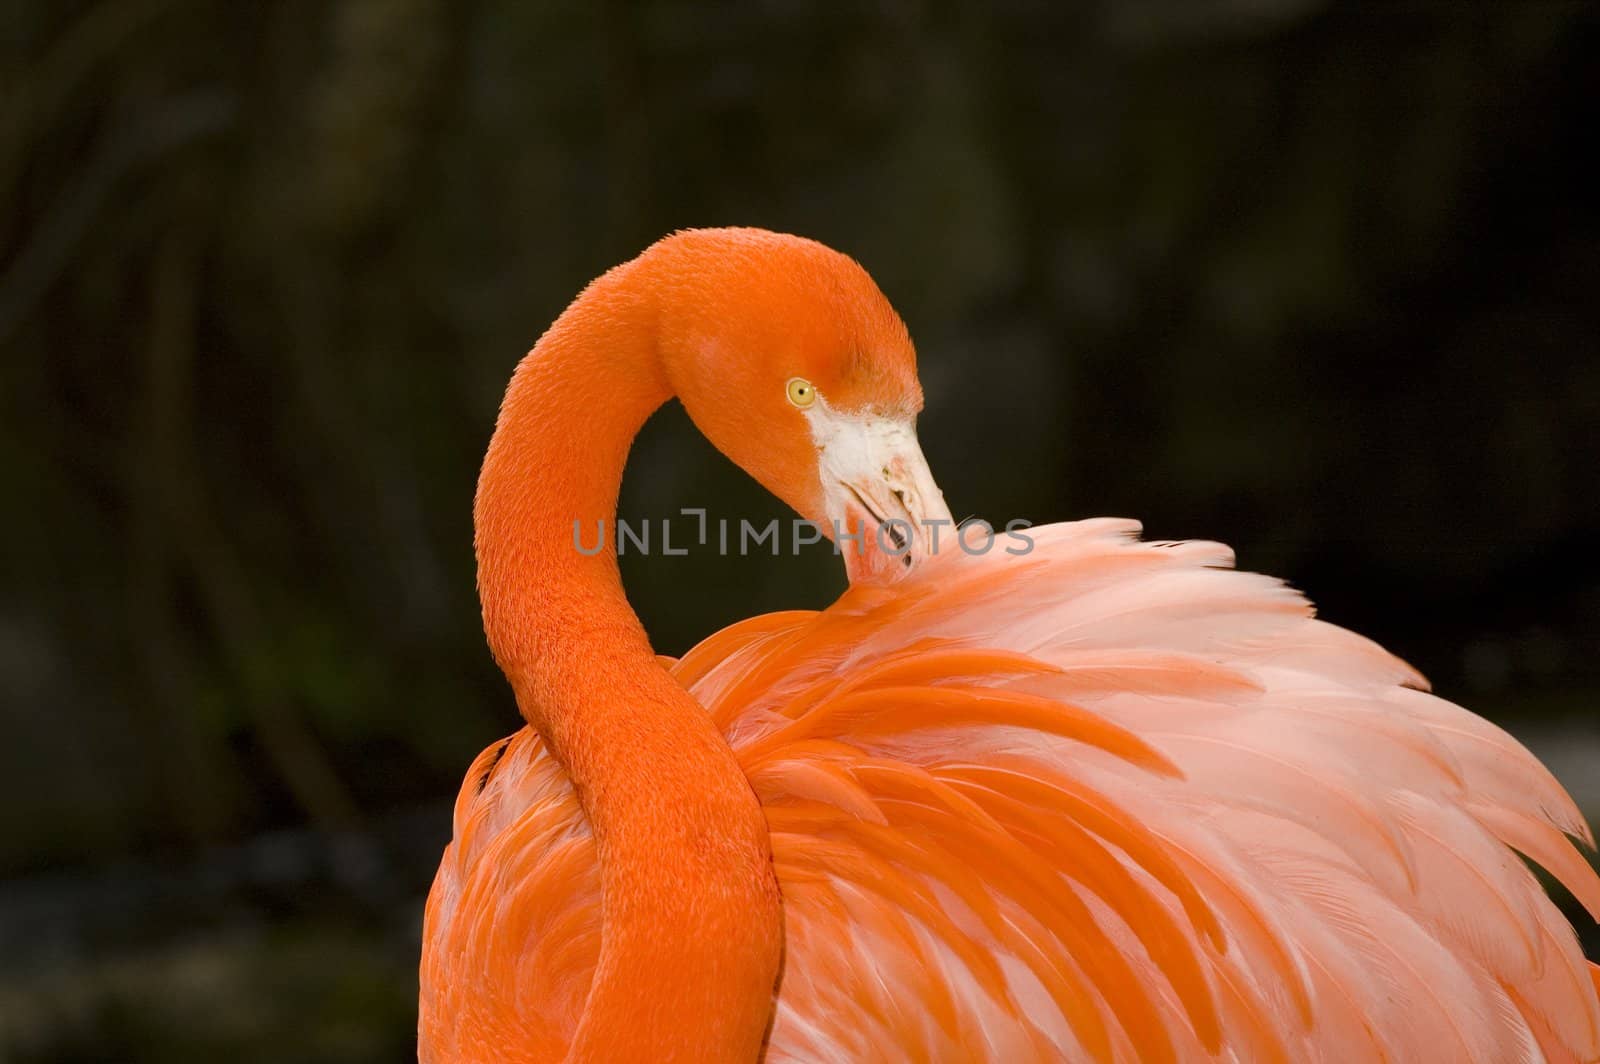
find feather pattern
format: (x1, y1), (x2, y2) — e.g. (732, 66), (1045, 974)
(422, 519), (1600, 1061)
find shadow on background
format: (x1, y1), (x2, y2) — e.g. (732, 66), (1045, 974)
(1, 2), (1596, 1060)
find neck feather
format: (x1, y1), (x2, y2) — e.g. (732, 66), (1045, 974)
(474, 261), (782, 1060)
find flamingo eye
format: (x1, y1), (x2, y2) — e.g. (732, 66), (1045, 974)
(786, 378), (817, 408)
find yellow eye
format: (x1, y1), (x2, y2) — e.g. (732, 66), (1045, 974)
(786, 377), (817, 408)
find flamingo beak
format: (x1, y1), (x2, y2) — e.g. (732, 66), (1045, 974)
(814, 414), (954, 585)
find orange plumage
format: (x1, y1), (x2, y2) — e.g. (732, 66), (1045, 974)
(419, 228), (1600, 1062)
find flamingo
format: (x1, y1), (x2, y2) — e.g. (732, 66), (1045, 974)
(418, 227), (1600, 1062)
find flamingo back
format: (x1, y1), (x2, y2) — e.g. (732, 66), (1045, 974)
(421, 518), (1600, 1062)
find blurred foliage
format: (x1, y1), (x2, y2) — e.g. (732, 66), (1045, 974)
(1, 0), (1597, 1059)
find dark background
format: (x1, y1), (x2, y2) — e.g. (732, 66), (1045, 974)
(3, 2), (1597, 1060)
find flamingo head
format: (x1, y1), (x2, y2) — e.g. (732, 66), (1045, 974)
(651, 228), (954, 583)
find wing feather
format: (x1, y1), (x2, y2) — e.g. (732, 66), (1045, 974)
(421, 519), (1600, 1061)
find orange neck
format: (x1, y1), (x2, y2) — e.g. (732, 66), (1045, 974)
(474, 261), (782, 1060)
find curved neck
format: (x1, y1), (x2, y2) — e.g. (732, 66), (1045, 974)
(475, 262), (782, 1060)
